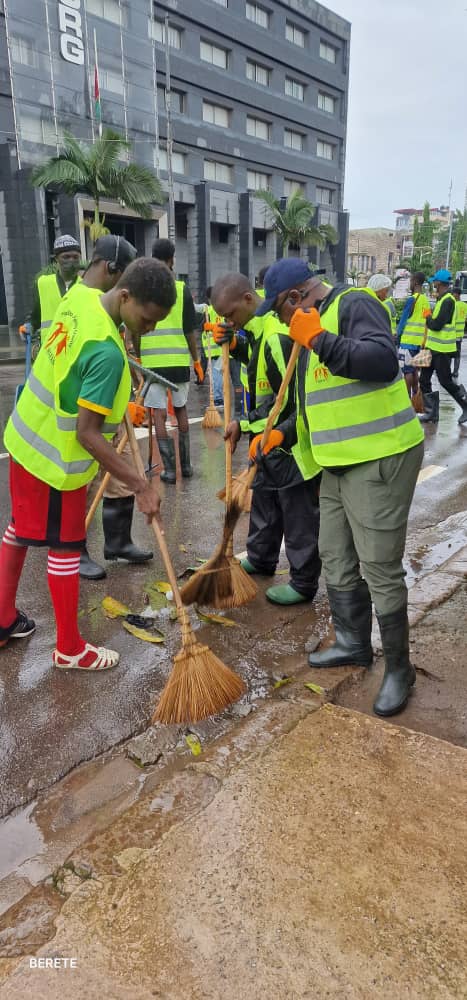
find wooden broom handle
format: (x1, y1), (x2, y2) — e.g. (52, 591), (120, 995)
(206, 330), (216, 409)
(85, 431), (129, 530)
(244, 339), (301, 491)
(123, 411), (185, 614)
(223, 341), (233, 504)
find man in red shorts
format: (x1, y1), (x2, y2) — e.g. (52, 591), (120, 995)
(0, 258), (176, 671)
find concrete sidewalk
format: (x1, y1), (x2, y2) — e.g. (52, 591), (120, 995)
(2, 703), (466, 999)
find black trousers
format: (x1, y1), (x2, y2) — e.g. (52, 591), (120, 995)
(453, 340), (462, 379)
(246, 478), (321, 597)
(420, 351), (462, 402)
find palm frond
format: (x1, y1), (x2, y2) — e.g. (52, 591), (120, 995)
(31, 158), (90, 195)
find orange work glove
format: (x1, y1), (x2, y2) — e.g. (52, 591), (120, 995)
(128, 402), (146, 427)
(194, 360), (205, 383)
(207, 322), (237, 349)
(289, 308), (325, 349)
(249, 429), (284, 462)
(422, 308), (432, 319)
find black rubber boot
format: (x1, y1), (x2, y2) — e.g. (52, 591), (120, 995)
(419, 391), (439, 423)
(79, 547), (106, 580)
(309, 581), (373, 668)
(103, 497), (153, 563)
(178, 430), (193, 478)
(452, 385), (467, 425)
(373, 604), (416, 717)
(158, 437), (176, 483)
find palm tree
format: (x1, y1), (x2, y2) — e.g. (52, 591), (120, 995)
(31, 129), (165, 241)
(254, 189), (339, 258)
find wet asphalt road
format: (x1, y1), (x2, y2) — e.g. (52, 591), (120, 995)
(0, 359), (467, 817)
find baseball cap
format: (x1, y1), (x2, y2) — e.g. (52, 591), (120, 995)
(92, 234), (137, 271)
(428, 269), (452, 284)
(256, 259), (323, 316)
(53, 234), (81, 254)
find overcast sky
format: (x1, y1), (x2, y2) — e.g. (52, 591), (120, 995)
(329, 0), (467, 230)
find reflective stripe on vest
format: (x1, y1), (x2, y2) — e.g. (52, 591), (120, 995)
(5, 284), (131, 491)
(304, 287), (424, 467)
(38, 274), (63, 340)
(425, 293), (456, 354)
(139, 281), (188, 368)
(202, 304), (222, 358)
(455, 300), (467, 340)
(400, 293), (431, 348)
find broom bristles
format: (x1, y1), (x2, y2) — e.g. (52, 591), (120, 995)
(202, 404), (223, 429)
(217, 468), (252, 511)
(153, 640), (246, 723)
(180, 499), (248, 607)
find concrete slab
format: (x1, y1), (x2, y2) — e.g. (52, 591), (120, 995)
(1, 705), (466, 999)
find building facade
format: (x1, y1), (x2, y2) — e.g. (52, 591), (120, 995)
(347, 227), (402, 284)
(0, 0), (350, 325)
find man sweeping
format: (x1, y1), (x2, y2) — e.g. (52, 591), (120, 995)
(211, 270), (321, 606)
(0, 258), (176, 671)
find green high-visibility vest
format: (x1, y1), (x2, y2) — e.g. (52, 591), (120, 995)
(139, 281), (189, 369)
(400, 292), (431, 348)
(240, 315), (264, 389)
(241, 313), (320, 481)
(425, 293), (457, 354)
(383, 297), (397, 336)
(454, 299), (467, 340)
(5, 284), (130, 490)
(202, 304), (222, 358)
(304, 287), (424, 468)
(37, 274), (64, 343)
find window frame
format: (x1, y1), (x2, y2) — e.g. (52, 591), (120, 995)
(150, 19), (182, 48)
(245, 2), (270, 28)
(86, 0), (123, 26)
(200, 39), (229, 69)
(319, 40), (337, 64)
(284, 128), (304, 152)
(317, 139), (334, 161)
(204, 159), (233, 184)
(316, 186), (334, 206)
(285, 21), (306, 47)
(247, 169), (271, 191)
(246, 116), (271, 141)
(157, 147), (187, 174)
(285, 76), (304, 102)
(246, 59), (270, 86)
(284, 178), (305, 197)
(318, 91), (336, 114)
(203, 101), (230, 128)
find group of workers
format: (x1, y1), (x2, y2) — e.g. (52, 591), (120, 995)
(0, 232), (464, 718)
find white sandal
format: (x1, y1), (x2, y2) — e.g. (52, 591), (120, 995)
(53, 643), (120, 671)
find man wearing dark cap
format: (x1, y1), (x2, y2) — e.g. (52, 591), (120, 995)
(258, 259), (424, 719)
(28, 234), (82, 343)
(420, 269), (467, 423)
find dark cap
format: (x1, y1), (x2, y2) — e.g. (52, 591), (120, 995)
(53, 234), (80, 254)
(256, 259), (324, 316)
(92, 235), (137, 271)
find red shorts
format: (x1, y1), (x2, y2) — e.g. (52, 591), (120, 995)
(9, 460), (87, 550)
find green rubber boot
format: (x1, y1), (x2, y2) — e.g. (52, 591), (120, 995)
(241, 558), (275, 576)
(266, 584), (310, 606)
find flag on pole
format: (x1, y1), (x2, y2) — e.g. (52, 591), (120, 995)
(93, 29), (102, 138)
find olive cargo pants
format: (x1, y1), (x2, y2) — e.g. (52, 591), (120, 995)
(318, 442), (424, 616)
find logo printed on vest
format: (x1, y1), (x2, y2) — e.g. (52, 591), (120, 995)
(46, 321), (68, 356)
(314, 365), (329, 383)
(257, 378), (272, 391)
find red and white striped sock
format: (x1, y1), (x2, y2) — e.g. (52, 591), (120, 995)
(0, 522), (28, 629)
(47, 551), (86, 657)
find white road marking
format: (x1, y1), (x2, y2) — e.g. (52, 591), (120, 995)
(417, 464), (446, 484)
(0, 452), (8, 460)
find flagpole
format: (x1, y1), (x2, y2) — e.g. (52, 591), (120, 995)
(93, 29), (102, 139)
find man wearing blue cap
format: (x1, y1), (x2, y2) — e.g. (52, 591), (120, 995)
(420, 270), (467, 423)
(258, 259), (424, 719)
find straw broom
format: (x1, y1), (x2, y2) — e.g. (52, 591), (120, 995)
(201, 327), (223, 429)
(123, 412), (245, 724)
(180, 341), (258, 609)
(216, 467), (252, 513)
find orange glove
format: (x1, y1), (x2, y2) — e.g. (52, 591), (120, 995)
(194, 360), (205, 383)
(289, 308), (325, 349)
(207, 322), (237, 349)
(249, 429), (284, 462)
(422, 308), (432, 319)
(128, 402), (146, 427)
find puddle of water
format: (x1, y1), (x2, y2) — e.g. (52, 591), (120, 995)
(0, 801), (45, 881)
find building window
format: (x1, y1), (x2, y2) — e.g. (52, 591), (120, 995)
(318, 91), (336, 114)
(285, 22), (305, 47)
(284, 129), (303, 151)
(246, 116), (270, 141)
(157, 148), (186, 174)
(320, 40), (337, 63)
(204, 160), (233, 184)
(246, 60), (270, 86)
(10, 36), (38, 68)
(203, 102), (230, 127)
(285, 77), (304, 102)
(20, 113), (61, 147)
(247, 170), (270, 191)
(86, 0), (123, 25)
(316, 186), (334, 206)
(211, 0), (227, 4)
(317, 140), (334, 160)
(100, 68), (124, 95)
(157, 86), (185, 114)
(150, 19), (182, 48)
(284, 179), (305, 197)
(200, 40), (228, 68)
(246, 2), (269, 28)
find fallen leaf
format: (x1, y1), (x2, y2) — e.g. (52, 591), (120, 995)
(102, 596), (130, 619)
(273, 676), (294, 689)
(153, 581), (171, 594)
(145, 588), (167, 610)
(275, 569), (289, 576)
(177, 565), (200, 579)
(185, 734), (202, 756)
(304, 682), (324, 695)
(179, 544), (187, 553)
(169, 607), (178, 621)
(123, 621), (165, 643)
(196, 609), (237, 627)
(196, 557), (208, 564)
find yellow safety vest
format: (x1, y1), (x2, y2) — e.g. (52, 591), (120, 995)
(240, 315), (265, 389)
(304, 287), (424, 468)
(400, 293), (431, 348)
(5, 284), (130, 490)
(202, 304), (222, 359)
(454, 299), (467, 340)
(425, 293), (457, 354)
(139, 281), (189, 369)
(383, 297), (397, 336)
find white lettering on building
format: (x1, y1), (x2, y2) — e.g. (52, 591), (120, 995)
(58, 0), (84, 66)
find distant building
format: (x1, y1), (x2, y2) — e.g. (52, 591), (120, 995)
(347, 227), (401, 283)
